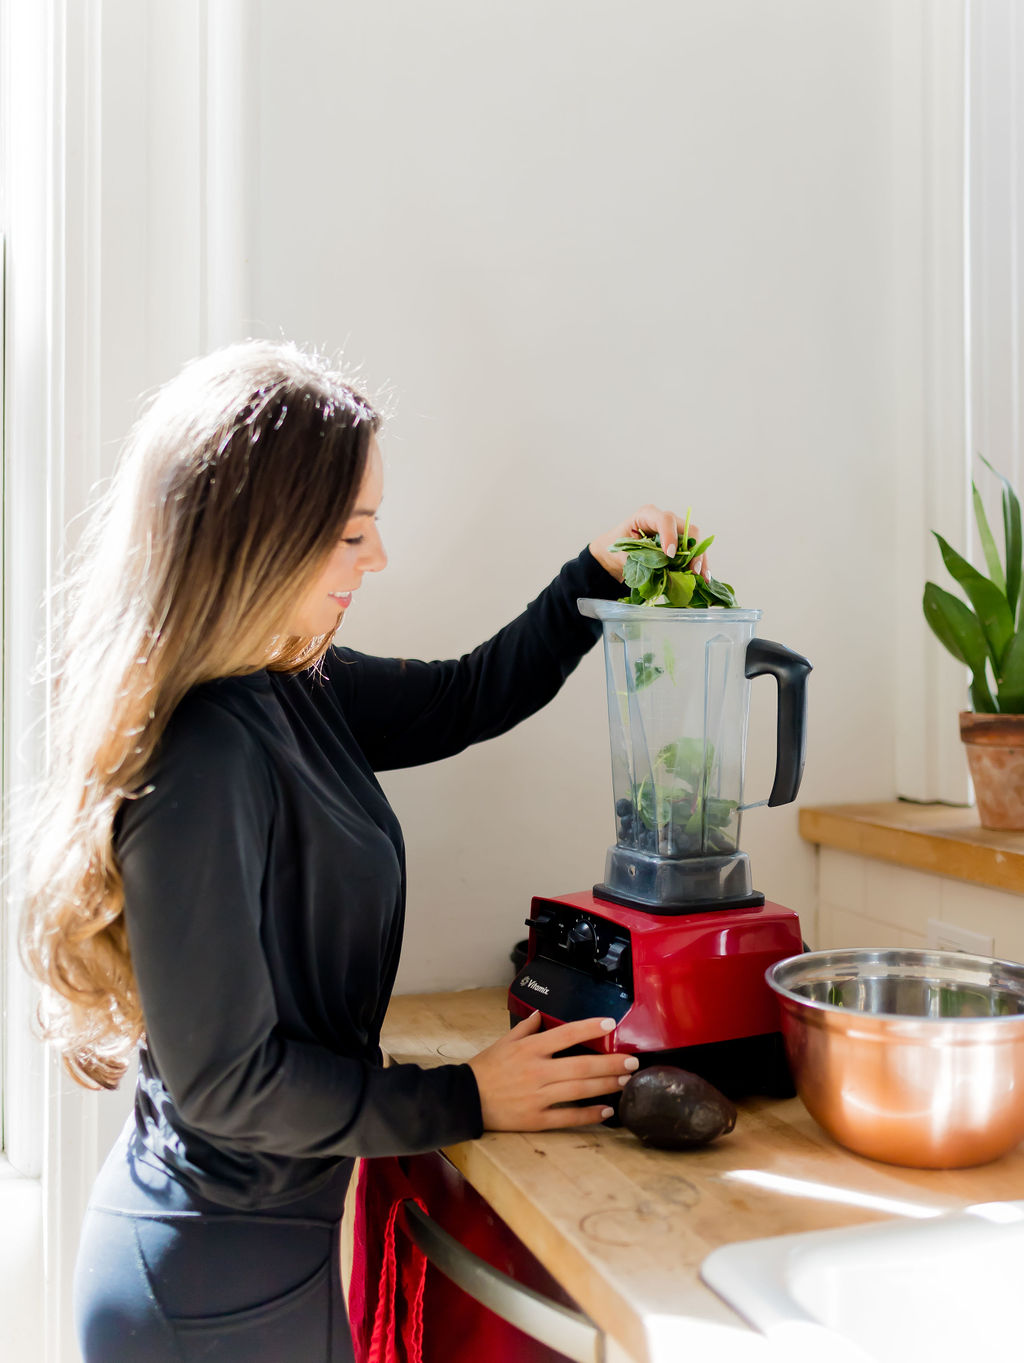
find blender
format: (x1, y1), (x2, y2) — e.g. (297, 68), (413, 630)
(508, 601), (812, 1096)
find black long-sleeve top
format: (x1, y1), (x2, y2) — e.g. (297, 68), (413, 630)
(116, 548), (621, 1209)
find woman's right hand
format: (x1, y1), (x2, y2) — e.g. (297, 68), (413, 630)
(468, 1011), (639, 1130)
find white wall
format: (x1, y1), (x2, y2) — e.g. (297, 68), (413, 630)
(248, 0), (904, 987)
(2, 4), (971, 1358)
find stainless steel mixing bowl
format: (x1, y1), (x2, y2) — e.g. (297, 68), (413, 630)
(766, 948), (1024, 1168)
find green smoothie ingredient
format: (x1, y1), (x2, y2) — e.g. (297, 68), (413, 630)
(617, 737), (738, 856)
(612, 511), (738, 609)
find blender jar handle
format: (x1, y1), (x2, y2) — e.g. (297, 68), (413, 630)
(744, 638), (812, 807)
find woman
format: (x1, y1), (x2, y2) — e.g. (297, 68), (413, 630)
(21, 340), (703, 1361)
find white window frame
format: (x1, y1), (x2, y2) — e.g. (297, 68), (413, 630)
(895, 0), (1024, 805)
(2, 5), (106, 1361)
(968, 2), (1024, 553)
(893, 0), (973, 805)
(1, 4), (256, 1359)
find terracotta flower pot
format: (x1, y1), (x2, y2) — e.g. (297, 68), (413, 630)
(960, 712), (1024, 829)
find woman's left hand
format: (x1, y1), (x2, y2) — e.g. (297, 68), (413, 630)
(588, 505), (711, 583)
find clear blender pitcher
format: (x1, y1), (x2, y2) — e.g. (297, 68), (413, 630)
(578, 600), (811, 912)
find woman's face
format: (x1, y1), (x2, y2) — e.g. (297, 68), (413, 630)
(287, 437), (387, 637)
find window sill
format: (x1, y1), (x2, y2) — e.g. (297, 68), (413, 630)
(798, 801), (1024, 895)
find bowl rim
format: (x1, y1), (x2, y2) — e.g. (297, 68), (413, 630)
(766, 946), (1024, 1024)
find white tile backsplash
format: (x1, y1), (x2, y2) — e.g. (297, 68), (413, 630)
(937, 880), (1024, 962)
(863, 859), (940, 934)
(817, 902), (904, 951)
(818, 849), (867, 909)
(892, 926), (929, 949)
(816, 849), (1024, 964)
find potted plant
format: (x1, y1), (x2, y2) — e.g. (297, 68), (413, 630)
(923, 457), (1024, 828)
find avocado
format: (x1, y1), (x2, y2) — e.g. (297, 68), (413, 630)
(619, 1065), (737, 1150)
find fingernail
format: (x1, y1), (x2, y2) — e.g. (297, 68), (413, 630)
(624, 1056), (639, 1071)
(600, 1018), (616, 1032)
(601, 1107), (614, 1119)
(618, 1075), (631, 1087)
(666, 542), (676, 558)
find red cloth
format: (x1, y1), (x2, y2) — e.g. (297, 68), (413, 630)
(350, 1158), (428, 1363)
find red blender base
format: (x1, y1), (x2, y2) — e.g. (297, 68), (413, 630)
(507, 889), (803, 1097)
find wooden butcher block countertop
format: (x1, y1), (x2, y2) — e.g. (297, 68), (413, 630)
(381, 987), (1024, 1363)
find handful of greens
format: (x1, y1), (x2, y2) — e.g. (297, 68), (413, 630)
(612, 513), (738, 608)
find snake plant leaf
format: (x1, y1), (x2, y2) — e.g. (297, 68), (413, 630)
(997, 632), (1024, 713)
(1004, 485), (1022, 622)
(664, 571), (696, 608)
(970, 676), (999, 713)
(972, 481), (1006, 594)
(932, 533), (1014, 665)
(922, 581), (997, 711)
(979, 455), (1023, 623)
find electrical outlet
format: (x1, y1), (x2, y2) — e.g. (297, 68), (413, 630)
(926, 919), (994, 956)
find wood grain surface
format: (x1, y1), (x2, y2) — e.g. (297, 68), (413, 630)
(381, 987), (1024, 1363)
(799, 800), (1024, 891)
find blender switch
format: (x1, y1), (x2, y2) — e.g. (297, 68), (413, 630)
(595, 941), (630, 977)
(524, 914), (555, 931)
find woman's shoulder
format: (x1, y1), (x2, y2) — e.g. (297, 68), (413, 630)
(171, 677), (264, 739)
(312, 644), (393, 698)
(115, 692), (274, 850)
(139, 681), (274, 794)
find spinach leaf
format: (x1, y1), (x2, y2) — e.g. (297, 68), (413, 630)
(637, 569), (667, 602)
(613, 518), (738, 609)
(663, 637), (677, 682)
(636, 777), (672, 830)
(623, 555), (653, 591)
(631, 547), (672, 569)
(664, 572), (696, 607)
(658, 737), (711, 785)
(633, 652), (664, 690)
(691, 574), (738, 608)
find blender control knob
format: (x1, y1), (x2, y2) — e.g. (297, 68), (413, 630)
(567, 919), (597, 963)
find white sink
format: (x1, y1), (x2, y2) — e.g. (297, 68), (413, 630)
(701, 1200), (1024, 1362)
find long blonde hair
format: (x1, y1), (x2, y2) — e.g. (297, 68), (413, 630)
(19, 339), (380, 1089)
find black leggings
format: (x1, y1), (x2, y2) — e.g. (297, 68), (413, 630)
(74, 1121), (354, 1362)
